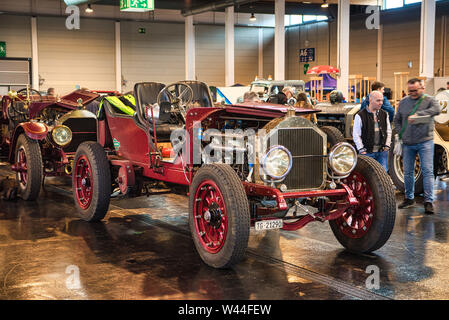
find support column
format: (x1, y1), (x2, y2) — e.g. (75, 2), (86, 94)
(420, 0), (436, 91)
(336, 0), (350, 98)
(274, 0), (285, 81)
(258, 28), (264, 79)
(115, 21), (122, 93)
(185, 15), (196, 81)
(31, 17), (39, 90)
(225, 6), (235, 86)
(377, 24), (383, 81)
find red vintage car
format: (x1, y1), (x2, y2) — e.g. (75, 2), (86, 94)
(69, 81), (396, 269)
(1, 88), (102, 200)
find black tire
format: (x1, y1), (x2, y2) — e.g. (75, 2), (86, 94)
(189, 164), (250, 269)
(73, 142), (111, 222)
(320, 126), (346, 150)
(15, 134), (43, 200)
(388, 137), (423, 194)
(329, 155), (396, 253)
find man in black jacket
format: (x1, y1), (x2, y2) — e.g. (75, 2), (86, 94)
(353, 91), (392, 171)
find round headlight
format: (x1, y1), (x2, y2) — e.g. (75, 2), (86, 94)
(261, 146), (292, 180)
(328, 142), (357, 176)
(52, 125), (72, 147)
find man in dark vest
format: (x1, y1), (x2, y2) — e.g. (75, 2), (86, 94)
(353, 90), (392, 171)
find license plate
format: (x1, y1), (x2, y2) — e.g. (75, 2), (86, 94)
(254, 219), (283, 231)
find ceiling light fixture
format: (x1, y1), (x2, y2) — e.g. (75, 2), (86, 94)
(85, 4), (93, 13)
(249, 13), (256, 22)
(321, 0), (329, 8)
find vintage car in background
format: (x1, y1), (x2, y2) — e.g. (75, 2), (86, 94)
(314, 100), (361, 141)
(388, 90), (449, 193)
(246, 79), (306, 102)
(0, 88), (100, 200)
(67, 80), (396, 269)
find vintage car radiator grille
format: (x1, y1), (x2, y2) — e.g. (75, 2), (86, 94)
(62, 118), (97, 153)
(278, 128), (325, 190)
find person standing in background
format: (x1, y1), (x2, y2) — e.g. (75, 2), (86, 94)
(394, 78), (441, 214)
(353, 91), (391, 172)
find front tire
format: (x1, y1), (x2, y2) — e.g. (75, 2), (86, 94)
(329, 155), (396, 253)
(73, 142), (111, 222)
(15, 134), (43, 200)
(189, 164), (250, 269)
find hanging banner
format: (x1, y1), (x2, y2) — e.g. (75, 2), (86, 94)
(120, 0), (154, 12)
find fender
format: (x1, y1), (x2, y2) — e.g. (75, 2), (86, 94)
(8, 122), (48, 163)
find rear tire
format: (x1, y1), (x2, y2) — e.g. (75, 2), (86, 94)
(15, 134), (42, 201)
(329, 155), (396, 253)
(73, 142), (111, 222)
(189, 164), (250, 269)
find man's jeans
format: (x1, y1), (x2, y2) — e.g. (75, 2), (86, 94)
(403, 139), (434, 202)
(364, 151), (389, 172)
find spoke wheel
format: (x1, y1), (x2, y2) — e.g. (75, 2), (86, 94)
(329, 155), (396, 253)
(336, 172), (374, 238)
(74, 155), (93, 210)
(193, 180), (228, 254)
(72, 142), (111, 222)
(14, 134), (43, 201)
(189, 164), (250, 269)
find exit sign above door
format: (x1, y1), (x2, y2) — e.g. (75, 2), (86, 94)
(120, 0), (154, 12)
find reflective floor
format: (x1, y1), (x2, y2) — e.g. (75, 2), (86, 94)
(0, 165), (448, 300)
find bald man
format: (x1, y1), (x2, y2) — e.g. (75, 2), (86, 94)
(353, 90), (392, 171)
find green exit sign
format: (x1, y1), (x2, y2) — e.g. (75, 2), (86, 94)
(0, 42), (6, 57)
(120, 0), (154, 12)
(138, 28), (146, 34)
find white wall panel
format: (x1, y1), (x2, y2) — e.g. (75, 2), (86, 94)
(121, 21), (185, 92)
(0, 15), (31, 58)
(37, 17), (115, 95)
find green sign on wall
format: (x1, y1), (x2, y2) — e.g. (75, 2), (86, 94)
(120, 0), (154, 12)
(0, 42), (6, 57)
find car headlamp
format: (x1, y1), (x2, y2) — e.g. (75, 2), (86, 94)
(52, 125), (72, 147)
(328, 142), (357, 176)
(260, 145), (292, 181)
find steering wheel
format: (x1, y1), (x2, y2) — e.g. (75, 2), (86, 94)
(157, 82), (193, 108)
(8, 88), (42, 117)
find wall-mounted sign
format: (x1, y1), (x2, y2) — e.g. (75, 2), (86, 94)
(138, 28), (146, 34)
(120, 0), (154, 12)
(0, 42), (6, 57)
(299, 48), (315, 62)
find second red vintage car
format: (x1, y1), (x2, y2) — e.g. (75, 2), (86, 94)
(1, 88), (102, 200)
(68, 80), (396, 269)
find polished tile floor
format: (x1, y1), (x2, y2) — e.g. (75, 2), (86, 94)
(0, 166), (448, 300)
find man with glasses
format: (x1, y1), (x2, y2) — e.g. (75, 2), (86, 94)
(394, 78), (441, 214)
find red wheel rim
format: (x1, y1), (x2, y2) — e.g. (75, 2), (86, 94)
(336, 172), (375, 238)
(192, 180), (228, 254)
(16, 147), (28, 187)
(74, 155), (93, 210)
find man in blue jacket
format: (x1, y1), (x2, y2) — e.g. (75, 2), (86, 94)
(360, 81), (395, 123)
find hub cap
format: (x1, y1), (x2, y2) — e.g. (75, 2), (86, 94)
(193, 180), (227, 254)
(74, 155), (93, 210)
(337, 172), (374, 238)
